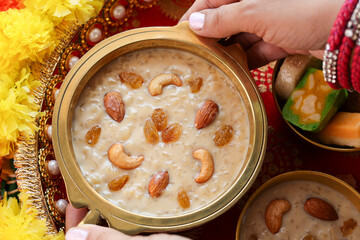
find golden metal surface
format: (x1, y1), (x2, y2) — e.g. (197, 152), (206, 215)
(38, 146), (62, 187)
(133, 0), (159, 9)
(53, 21), (267, 234)
(104, 0), (134, 26)
(38, 110), (53, 148)
(14, 21), (81, 235)
(45, 187), (67, 224)
(45, 75), (64, 109)
(80, 17), (109, 52)
(272, 60), (360, 152)
(235, 170), (360, 239)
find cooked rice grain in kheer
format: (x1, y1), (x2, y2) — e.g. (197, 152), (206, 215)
(72, 48), (249, 216)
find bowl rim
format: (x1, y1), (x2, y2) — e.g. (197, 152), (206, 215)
(272, 59), (360, 152)
(235, 170), (360, 240)
(52, 22), (268, 234)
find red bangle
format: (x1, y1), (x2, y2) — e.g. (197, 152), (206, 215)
(328, 0), (358, 51)
(337, 36), (354, 89)
(323, 0), (358, 89)
(351, 44), (360, 92)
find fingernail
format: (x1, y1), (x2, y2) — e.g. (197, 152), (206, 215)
(189, 12), (205, 30)
(65, 227), (89, 240)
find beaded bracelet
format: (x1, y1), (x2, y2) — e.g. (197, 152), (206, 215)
(351, 41), (360, 91)
(337, 0), (360, 89)
(323, 0), (358, 89)
(350, 2), (360, 92)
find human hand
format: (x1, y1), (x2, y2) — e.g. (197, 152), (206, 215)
(65, 204), (190, 240)
(180, 0), (344, 69)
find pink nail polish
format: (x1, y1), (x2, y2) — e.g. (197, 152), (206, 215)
(189, 12), (205, 31)
(65, 228), (89, 240)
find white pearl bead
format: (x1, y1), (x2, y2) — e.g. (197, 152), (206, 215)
(47, 125), (52, 140)
(55, 199), (68, 215)
(53, 88), (59, 100)
(68, 56), (80, 69)
(112, 5), (126, 20)
(47, 160), (60, 176)
(89, 28), (102, 43)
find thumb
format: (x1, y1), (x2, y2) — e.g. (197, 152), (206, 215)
(188, 2), (257, 38)
(65, 225), (132, 240)
(65, 224), (191, 240)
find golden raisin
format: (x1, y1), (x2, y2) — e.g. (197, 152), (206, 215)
(341, 218), (357, 237)
(188, 77), (203, 93)
(248, 235), (258, 240)
(177, 190), (190, 209)
(302, 235), (316, 240)
(144, 119), (159, 143)
(151, 108), (168, 131)
(213, 125), (233, 146)
(85, 125), (101, 145)
(108, 175), (129, 191)
(161, 123), (182, 143)
(119, 71), (144, 89)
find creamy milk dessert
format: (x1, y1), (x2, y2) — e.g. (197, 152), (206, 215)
(239, 180), (360, 240)
(71, 48), (250, 216)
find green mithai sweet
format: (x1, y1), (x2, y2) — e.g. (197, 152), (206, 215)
(282, 68), (348, 132)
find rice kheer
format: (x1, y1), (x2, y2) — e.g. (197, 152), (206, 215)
(239, 180), (360, 239)
(71, 48), (250, 216)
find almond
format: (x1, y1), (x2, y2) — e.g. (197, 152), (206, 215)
(104, 91), (125, 122)
(304, 197), (339, 221)
(195, 100), (219, 129)
(265, 199), (291, 234)
(148, 170), (169, 198)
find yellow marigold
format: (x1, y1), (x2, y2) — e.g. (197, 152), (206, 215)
(0, 192), (64, 240)
(24, 0), (103, 25)
(0, 8), (56, 74)
(0, 67), (41, 156)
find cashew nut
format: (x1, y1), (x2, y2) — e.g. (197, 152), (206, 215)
(148, 73), (182, 96)
(108, 143), (144, 170)
(193, 148), (214, 183)
(265, 199), (291, 234)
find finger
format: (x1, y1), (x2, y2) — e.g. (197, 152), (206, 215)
(187, 1), (259, 38)
(231, 32), (262, 50)
(65, 204), (89, 231)
(65, 225), (191, 240)
(179, 0), (237, 22)
(245, 41), (288, 69)
(309, 50), (325, 60)
(66, 225), (132, 240)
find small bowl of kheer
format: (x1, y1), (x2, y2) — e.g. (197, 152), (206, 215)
(236, 171), (360, 240)
(52, 22), (267, 234)
(272, 55), (360, 152)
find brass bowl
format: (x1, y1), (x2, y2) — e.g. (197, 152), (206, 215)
(53, 22), (267, 234)
(236, 170), (360, 239)
(272, 60), (360, 152)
